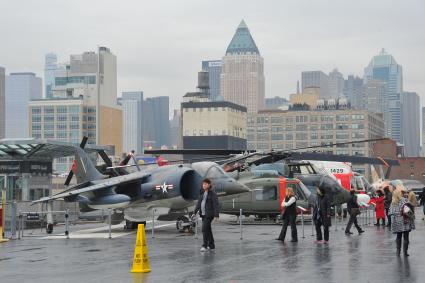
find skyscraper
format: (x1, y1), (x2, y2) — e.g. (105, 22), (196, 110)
(6, 72), (42, 138)
(201, 60), (222, 101)
(221, 20), (265, 113)
(44, 52), (58, 99)
(0, 67), (5, 139)
(364, 80), (386, 115)
(301, 71), (329, 98)
(122, 91), (144, 154)
(402, 92), (420, 156)
(343, 75), (364, 109)
(50, 47), (122, 152)
(143, 96), (170, 148)
(422, 107), (425, 156)
(364, 49), (403, 143)
(328, 69), (344, 97)
(169, 109), (181, 149)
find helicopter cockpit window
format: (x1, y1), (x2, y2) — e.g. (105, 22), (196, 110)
(255, 186), (277, 201)
(299, 165), (314, 175)
(288, 183), (306, 200)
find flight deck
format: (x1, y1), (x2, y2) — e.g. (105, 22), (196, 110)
(0, 213), (423, 283)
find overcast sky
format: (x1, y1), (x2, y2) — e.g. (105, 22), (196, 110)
(1, 0), (424, 113)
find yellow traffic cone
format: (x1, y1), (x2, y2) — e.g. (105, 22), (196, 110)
(131, 224), (151, 273)
(0, 227), (9, 243)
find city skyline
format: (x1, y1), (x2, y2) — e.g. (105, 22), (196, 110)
(0, 0), (423, 112)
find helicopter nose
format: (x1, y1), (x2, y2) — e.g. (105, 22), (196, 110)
(220, 180), (249, 196)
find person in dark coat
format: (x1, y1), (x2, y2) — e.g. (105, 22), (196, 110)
(345, 189), (365, 235)
(419, 187), (425, 220)
(313, 187), (332, 243)
(194, 178), (219, 252)
(383, 186), (392, 228)
(277, 187), (298, 243)
(388, 186), (415, 256)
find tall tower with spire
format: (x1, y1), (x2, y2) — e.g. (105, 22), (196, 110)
(220, 20), (265, 113)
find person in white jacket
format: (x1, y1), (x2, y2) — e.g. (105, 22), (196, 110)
(276, 187), (298, 242)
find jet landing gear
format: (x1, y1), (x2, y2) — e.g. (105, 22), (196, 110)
(125, 220), (147, 230)
(176, 215), (196, 233)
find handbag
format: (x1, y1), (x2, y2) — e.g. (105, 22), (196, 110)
(351, 208), (361, 216)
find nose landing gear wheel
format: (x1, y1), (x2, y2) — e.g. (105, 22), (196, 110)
(46, 223), (53, 234)
(176, 216), (195, 233)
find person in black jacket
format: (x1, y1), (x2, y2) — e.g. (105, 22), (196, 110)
(277, 187), (298, 243)
(345, 189), (365, 235)
(313, 187), (332, 243)
(194, 178), (219, 252)
(384, 186), (392, 227)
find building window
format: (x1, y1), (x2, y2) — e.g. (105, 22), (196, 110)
(57, 106), (67, 113)
(271, 134), (283, 141)
(69, 106), (80, 113)
(296, 124), (308, 131)
(336, 114), (349, 121)
(271, 117), (283, 124)
(257, 133), (269, 141)
(352, 114), (364, 120)
(184, 108), (188, 112)
(310, 116), (319, 122)
(352, 131), (365, 139)
(207, 130), (211, 135)
(214, 107), (218, 111)
(44, 106), (54, 114)
(193, 129), (196, 136)
(199, 130), (203, 136)
(32, 107), (41, 114)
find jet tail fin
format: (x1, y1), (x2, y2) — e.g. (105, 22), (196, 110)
(74, 147), (108, 183)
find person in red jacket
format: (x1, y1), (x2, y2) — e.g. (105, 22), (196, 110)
(374, 190), (386, 226)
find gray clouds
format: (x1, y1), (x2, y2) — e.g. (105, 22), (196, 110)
(0, 0), (424, 112)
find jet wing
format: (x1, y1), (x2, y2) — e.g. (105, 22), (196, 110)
(33, 171), (150, 203)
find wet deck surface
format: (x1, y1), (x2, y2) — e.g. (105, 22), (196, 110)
(1, 213), (424, 283)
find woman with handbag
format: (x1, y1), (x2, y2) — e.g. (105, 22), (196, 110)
(388, 186), (415, 256)
(345, 189), (365, 235)
(277, 187), (298, 243)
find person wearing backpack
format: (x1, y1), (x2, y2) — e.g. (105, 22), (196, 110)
(388, 186), (415, 256)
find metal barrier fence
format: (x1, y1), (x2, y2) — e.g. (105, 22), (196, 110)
(3, 200), (79, 239)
